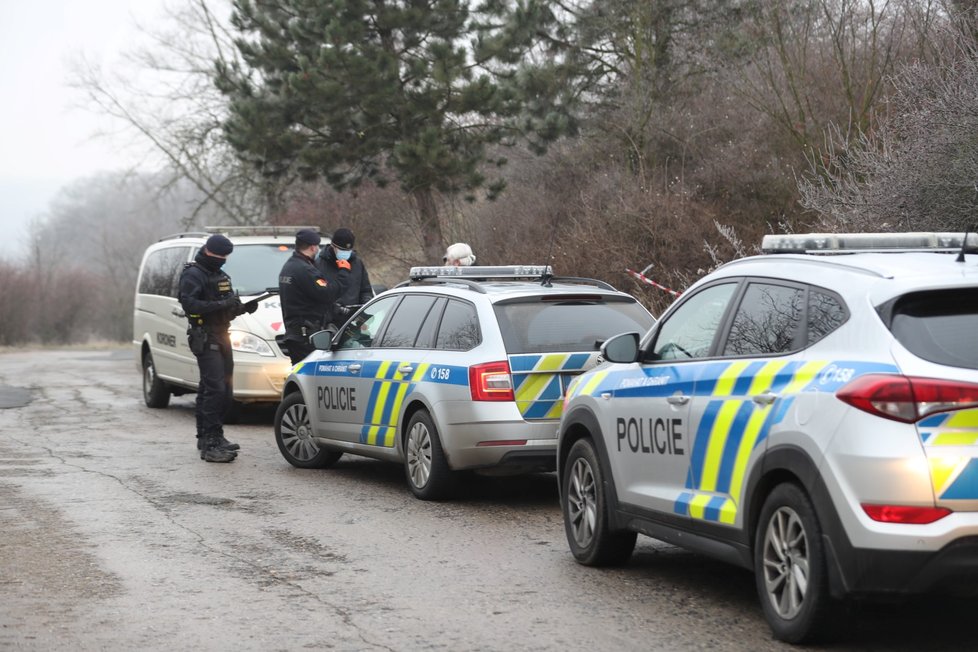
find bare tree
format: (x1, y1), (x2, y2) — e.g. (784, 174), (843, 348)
(69, 0), (281, 227)
(737, 0), (941, 152)
(20, 172), (217, 343)
(801, 21), (978, 230)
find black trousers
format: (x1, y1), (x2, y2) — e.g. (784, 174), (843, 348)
(194, 332), (233, 438)
(286, 337), (315, 365)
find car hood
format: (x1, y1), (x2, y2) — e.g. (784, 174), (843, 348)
(230, 294), (285, 341)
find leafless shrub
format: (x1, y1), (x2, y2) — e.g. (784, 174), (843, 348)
(801, 21), (978, 230)
(0, 261), (38, 346)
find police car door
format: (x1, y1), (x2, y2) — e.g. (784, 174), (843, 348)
(603, 282), (739, 516)
(681, 280), (807, 529)
(355, 294), (442, 450)
(315, 294), (400, 443)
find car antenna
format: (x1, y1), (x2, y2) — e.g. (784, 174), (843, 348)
(540, 213), (559, 288)
(963, 185), (978, 263)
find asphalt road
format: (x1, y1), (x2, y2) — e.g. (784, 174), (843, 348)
(0, 347), (975, 651)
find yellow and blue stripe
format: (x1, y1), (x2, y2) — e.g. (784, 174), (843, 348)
(919, 409), (978, 500)
(510, 353), (596, 420)
(571, 358), (899, 525)
(359, 360), (432, 446)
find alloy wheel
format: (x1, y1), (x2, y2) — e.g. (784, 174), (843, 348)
(279, 401), (319, 462)
(406, 421), (432, 489)
(761, 505), (810, 620)
(567, 456), (597, 548)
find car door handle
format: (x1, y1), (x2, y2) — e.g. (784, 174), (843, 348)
(397, 365), (414, 376)
(171, 307), (186, 318)
(753, 392), (777, 406)
(348, 363), (362, 374)
(600, 392), (612, 400)
(667, 394), (690, 406)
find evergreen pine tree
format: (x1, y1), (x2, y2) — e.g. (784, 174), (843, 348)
(216, 0), (577, 259)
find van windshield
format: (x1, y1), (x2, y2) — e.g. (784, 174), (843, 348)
(219, 243), (295, 295)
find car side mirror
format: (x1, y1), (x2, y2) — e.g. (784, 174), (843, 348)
(310, 327), (337, 350)
(601, 331), (640, 364)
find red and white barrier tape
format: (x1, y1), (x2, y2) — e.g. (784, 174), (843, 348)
(625, 268), (682, 297)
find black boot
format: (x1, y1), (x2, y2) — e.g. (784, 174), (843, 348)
(197, 435), (239, 451)
(217, 435), (240, 451)
(200, 435), (237, 463)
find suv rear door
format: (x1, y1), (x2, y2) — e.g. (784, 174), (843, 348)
(887, 288), (978, 511)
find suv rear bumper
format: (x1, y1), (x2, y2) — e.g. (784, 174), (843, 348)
(827, 536), (978, 597)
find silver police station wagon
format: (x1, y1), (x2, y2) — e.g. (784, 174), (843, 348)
(273, 265), (655, 500)
(557, 233), (978, 643)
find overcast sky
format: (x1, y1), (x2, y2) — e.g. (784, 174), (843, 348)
(0, 0), (166, 258)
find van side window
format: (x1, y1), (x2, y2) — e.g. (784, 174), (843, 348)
(139, 248), (191, 297)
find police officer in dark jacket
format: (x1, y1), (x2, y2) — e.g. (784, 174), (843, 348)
(316, 227), (374, 329)
(279, 229), (351, 364)
(178, 234), (257, 463)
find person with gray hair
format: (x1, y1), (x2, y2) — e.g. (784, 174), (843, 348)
(443, 242), (476, 266)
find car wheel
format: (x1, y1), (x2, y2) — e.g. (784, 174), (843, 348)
(754, 483), (838, 644)
(404, 410), (456, 500)
(274, 392), (342, 469)
(142, 351), (170, 408)
(561, 438), (636, 566)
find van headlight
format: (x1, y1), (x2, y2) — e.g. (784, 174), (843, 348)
(229, 330), (275, 357)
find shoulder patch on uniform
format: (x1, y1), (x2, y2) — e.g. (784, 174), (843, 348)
(316, 279), (327, 287)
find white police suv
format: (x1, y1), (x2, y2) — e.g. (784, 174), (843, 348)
(273, 265), (655, 500)
(133, 226), (306, 410)
(557, 232), (978, 643)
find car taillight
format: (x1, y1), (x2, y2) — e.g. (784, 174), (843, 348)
(469, 361), (514, 401)
(836, 374), (978, 423)
(862, 504), (952, 524)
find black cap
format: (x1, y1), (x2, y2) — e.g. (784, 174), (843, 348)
(331, 227), (355, 249)
(296, 228), (321, 246)
(205, 234), (233, 256)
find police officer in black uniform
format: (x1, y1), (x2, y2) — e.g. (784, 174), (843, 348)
(279, 228), (351, 365)
(178, 234), (257, 463)
(317, 227), (374, 330)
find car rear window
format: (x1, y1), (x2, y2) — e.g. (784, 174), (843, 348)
(494, 296), (654, 354)
(889, 289), (978, 370)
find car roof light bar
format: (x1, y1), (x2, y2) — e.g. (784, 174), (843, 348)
(761, 232), (978, 254)
(204, 225), (319, 237)
(408, 265), (554, 281)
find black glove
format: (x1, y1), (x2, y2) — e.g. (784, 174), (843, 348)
(335, 304), (351, 317)
(243, 299), (259, 314)
(221, 296), (242, 314)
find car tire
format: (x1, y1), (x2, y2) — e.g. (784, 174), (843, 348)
(142, 351), (171, 408)
(754, 483), (839, 644)
(404, 410), (456, 500)
(274, 392), (343, 469)
(561, 438), (636, 566)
